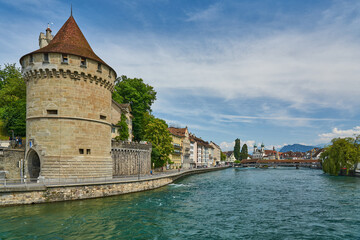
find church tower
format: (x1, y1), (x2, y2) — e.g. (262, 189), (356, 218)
(20, 14), (116, 182)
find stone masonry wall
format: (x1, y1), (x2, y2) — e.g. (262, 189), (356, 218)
(112, 141), (152, 176)
(0, 177), (172, 206)
(0, 167), (229, 206)
(0, 149), (25, 180)
(22, 53), (115, 180)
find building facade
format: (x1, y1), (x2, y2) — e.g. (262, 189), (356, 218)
(210, 141), (221, 166)
(252, 143), (265, 159)
(168, 127), (191, 169)
(224, 151), (236, 163)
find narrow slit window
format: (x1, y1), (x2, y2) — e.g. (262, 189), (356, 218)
(30, 54), (33, 63)
(47, 109), (58, 115)
(80, 57), (86, 67)
(97, 63), (102, 71)
(100, 115), (106, 120)
(43, 53), (49, 62)
(79, 149), (84, 154)
(62, 54), (68, 63)
(86, 149), (91, 154)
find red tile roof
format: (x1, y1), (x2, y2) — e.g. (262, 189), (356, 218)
(168, 127), (188, 137)
(264, 150), (277, 155)
(189, 134), (213, 148)
(20, 16), (114, 73)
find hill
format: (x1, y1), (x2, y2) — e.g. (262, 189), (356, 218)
(279, 144), (316, 153)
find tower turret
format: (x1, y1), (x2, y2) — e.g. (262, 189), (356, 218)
(20, 15), (116, 182)
(39, 25), (54, 48)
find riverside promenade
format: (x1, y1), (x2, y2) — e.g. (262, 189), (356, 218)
(0, 166), (229, 206)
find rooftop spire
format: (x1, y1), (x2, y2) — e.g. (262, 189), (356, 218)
(71, 4), (73, 16)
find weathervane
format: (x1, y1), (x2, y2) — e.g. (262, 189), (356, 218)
(47, 22), (54, 29)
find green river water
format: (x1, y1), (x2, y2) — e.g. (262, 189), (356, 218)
(1, 168), (360, 239)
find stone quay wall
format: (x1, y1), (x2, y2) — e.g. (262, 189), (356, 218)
(0, 149), (25, 180)
(0, 166), (229, 206)
(111, 141), (152, 176)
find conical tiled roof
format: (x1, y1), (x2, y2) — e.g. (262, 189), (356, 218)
(21, 16), (113, 71)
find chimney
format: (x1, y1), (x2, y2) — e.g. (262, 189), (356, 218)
(45, 27), (53, 44)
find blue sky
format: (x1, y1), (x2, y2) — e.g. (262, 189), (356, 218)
(1, 0), (360, 151)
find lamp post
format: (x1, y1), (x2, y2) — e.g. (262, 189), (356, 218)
(138, 153), (141, 180)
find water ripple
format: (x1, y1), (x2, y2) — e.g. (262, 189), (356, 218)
(1, 168), (360, 239)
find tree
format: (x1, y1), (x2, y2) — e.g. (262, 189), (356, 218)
(234, 138), (241, 160)
(241, 144), (248, 160)
(321, 137), (360, 176)
(143, 112), (173, 168)
(221, 151), (226, 161)
(0, 64), (26, 137)
(115, 113), (129, 141)
(112, 75), (156, 141)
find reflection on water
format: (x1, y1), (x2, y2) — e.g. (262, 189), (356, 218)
(1, 168), (360, 239)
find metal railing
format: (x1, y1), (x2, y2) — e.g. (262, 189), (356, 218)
(0, 166), (228, 189)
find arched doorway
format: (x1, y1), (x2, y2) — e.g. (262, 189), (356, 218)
(27, 150), (41, 180)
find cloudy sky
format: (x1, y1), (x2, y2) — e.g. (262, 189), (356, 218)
(1, 0), (360, 151)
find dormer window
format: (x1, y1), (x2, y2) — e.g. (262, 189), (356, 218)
(43, 53), (49, 63)
(62, 54), (68, 64)
(29, 54), (33, 63)
(97, 63), (102, 72)
(80, 57), (86, 67)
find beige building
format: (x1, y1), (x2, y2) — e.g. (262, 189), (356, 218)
(224, 151), (236, 163)
(210, 141), (221, 166)
(111, 100), (133, 141)
(20, 14), (117, 182)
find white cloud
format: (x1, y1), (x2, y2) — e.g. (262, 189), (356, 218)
(185, 3), (222, 22)
(318, 126), (360, 143)
(220, 139), (255, 151)
(96, 1), (360, 115)
(220, 141), (234, 151)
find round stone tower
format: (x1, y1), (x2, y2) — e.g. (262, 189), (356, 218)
(19, 15), (116, 182)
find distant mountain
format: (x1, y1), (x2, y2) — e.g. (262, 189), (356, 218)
(279, 144), (316, 153)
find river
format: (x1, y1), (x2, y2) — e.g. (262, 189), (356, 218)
(1, 168), (360, 239)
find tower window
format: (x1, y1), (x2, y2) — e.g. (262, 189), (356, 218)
(79, 149), (84, 154)
(29, 55), (33, 63)
(43, 53), (49, 63)
(80, 57), (86, 67)
(62, 54), (68, 63)
(97, 63), (102, 72)
(86, 149), (91, 154)
(47, 109), (58, 115)
(100, 115), (106, 120)
(108, 69), (111, 78)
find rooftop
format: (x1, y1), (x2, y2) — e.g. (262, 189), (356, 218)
(20, 15), (115, 74)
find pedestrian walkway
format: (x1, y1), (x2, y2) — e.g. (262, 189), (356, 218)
(1, 166), (229, 190)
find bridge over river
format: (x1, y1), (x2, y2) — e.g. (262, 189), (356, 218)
(236, 159), (322, 169)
